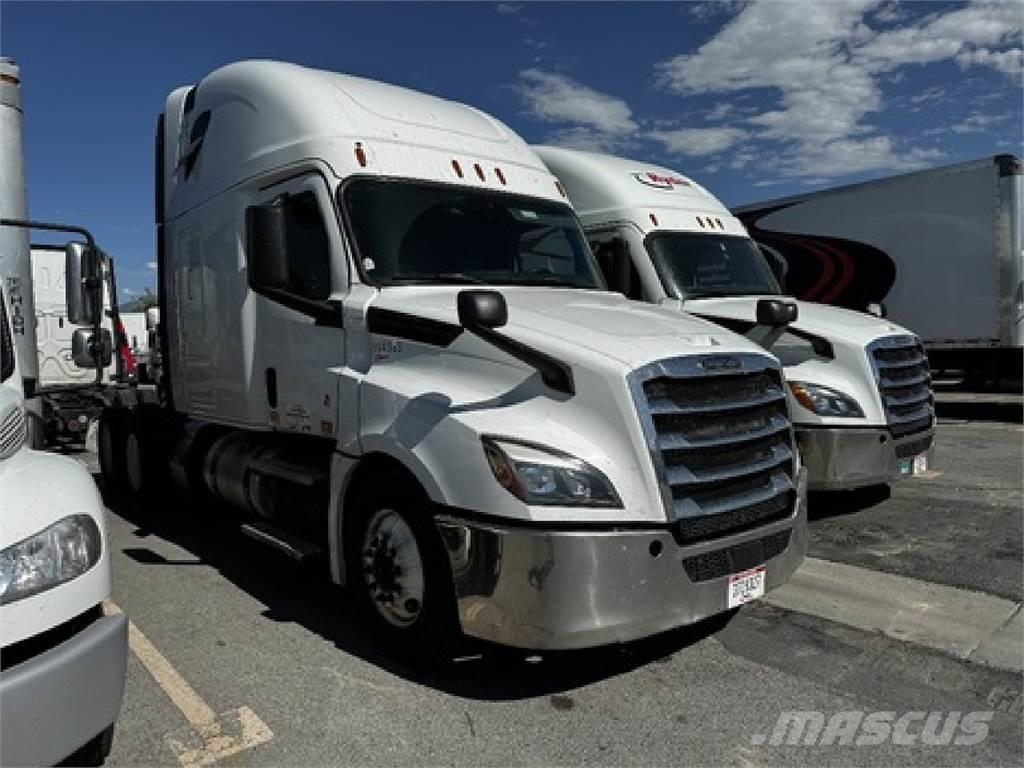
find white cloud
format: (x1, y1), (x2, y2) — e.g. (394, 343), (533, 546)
(496, 3), (522, 15)
(688, 1), (746, 22)
(656, 0), (1022, 178)
(543, 127), (636, 154)
(146, 261), (157, 271)
(516, 69), (638, 145)
(649, 126), (749, 156)
(957, 47), (1024, 81)
(949, 112), (1012, 134)
(871, 2), (909, 25)
(910, 85), (948, 105)
(705, 102), (735, 121)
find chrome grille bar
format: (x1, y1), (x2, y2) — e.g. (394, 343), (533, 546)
(629, 353), (797, 542)
(867, 335), (935, 438)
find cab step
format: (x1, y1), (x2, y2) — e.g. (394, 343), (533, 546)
(240, 521), (322, 562)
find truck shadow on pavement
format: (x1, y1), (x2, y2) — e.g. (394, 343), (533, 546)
(101, 476), (725, 701)
(807, 484), (892, 521)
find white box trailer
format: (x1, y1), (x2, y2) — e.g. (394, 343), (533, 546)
(536, 146), (936, 492)
(0, 57), (126, 768)
(80, 60), (807, 659)
(733, 156), (1023, 379)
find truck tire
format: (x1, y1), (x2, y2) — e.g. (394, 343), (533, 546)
(123, 410), (167, 506)
(345, 478), (459, 666)
(98, 409), (129, 496)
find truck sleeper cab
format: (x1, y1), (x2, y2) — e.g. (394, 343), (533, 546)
(96, 60), (806, 657)
(0, 284), (127, 767)
(536, 146), (936, 492)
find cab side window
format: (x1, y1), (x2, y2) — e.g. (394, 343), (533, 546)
(284, 192), (331, 301)
(589, 236), (642, 300)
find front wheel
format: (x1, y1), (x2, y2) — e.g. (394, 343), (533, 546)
(346, 480), (458, 665)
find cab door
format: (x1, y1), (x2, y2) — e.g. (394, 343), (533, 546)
(247, 173), (348, 438)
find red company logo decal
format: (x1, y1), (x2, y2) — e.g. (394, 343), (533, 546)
(633, 171), (690, 190)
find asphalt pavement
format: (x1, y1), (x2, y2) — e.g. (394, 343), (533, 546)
(81, 391), (1022, 767)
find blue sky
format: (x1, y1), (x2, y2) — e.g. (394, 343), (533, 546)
(3, 1), (1021, 298)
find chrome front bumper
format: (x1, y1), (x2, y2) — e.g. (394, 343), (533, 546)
(798, 425), (936, 491)
(0, 611), (127, 767)
(437, 468), (808, 650)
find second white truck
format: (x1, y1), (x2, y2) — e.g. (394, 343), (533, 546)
(536, 146), (936, 492)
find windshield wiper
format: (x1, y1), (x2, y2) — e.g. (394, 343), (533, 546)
(389, 273), (488, 285)
(507, 274), (590, 288)
(684, 289), (732, 299)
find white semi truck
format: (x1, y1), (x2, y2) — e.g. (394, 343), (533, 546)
(733, 155), (1023, 380)
(0, 57), (127, 767)
(88, 60), (807, 658)
(536, 146), (936, 491)
(31, 244), (147, 444)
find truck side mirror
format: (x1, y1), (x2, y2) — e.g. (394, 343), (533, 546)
(246, 202), (289, 290)
(756, 298), (798, 326)
(65, 242), (102, 326)
(457, 290), (508, 330)
(71, 327), (113, 369)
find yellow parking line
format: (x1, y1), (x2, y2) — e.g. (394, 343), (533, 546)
(104, 600), (273, 766)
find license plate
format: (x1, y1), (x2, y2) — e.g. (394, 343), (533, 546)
(901, 453), (929, 476)
(912, 453), (928, 475)
(728, 565), (766, 608)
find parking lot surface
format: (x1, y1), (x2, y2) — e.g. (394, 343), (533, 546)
(82, 392), (1022, 767)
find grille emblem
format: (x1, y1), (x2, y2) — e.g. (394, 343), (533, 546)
(699, 355), (741, 371)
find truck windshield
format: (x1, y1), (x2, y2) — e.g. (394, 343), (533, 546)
(646, 233), (780, 299)
(1, 291), (13, 383)
(341, 180), (603, 288)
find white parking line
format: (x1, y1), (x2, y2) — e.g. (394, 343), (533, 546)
(763, 558), (1023, 672)
(103, 600), (273, 766)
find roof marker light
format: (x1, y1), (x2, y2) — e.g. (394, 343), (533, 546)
(649, 213), (659, 226)
(697, 217), (705, 228)
(354, 143), (367, 168)
(495, 167), (507, 185)
(555, 180), (566, 197)
(452, 159), (464, 178)
(474, 163), (486, 181)
(716, 217), (724, 229)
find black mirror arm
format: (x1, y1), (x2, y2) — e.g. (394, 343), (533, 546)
(464, 322), (575, 396)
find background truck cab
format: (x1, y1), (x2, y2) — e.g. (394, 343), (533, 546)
(536, 146), (936, 491)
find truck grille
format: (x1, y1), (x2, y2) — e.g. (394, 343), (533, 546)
(868, 336), (934, 438)
(630, 355), (796, 543)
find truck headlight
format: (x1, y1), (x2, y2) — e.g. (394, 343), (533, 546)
(0, 515), (102, 605)
(482, 437), (621, 507)
(789, 382), (864, 417)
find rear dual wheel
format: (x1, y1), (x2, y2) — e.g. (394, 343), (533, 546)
(98, 407), (165, 506)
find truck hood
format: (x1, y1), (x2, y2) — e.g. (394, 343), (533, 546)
(371, 286), (768, 371)
(682, 295), (913, 346)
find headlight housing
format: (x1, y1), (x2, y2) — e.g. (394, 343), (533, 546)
(789, 381), (864, 417)
(0, 514), (102, 605)
(482, 437), (621, 507)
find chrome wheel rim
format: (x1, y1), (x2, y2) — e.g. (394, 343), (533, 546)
(361, 508), (425, 627)
(126, 431), (142, 492)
